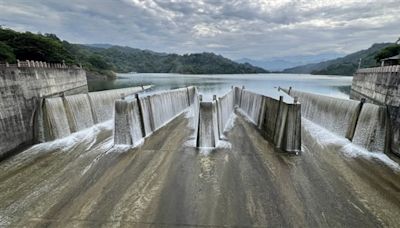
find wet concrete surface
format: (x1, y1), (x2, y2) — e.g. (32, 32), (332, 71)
(0, 113), (400, 227)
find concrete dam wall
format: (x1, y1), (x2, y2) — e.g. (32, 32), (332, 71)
(286, 89), (388, 153)
(38, 86), (148, 142)
(0, 64), (88, 159)
(351, 65), (400, 156)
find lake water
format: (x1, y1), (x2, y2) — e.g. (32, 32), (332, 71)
(88, 73), (353, 101)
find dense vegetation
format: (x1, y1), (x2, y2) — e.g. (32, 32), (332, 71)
(374, 43), (400, 62)
(0, 27), (267, 79)
(283, 43), (394, 76)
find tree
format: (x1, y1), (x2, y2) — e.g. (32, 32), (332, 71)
(0, 41), (15, 62)
(374, 44), (400, 62)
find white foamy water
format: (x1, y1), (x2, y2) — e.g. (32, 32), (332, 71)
(302, 118), (400, 171)
(89, 86), (147, 123)
(44, 97), (71, 139)
(63, 93), (95, 132)
(352, 103), (387, 152)
(290, 90), (360, 138)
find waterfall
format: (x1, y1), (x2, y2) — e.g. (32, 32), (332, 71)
(290, 90), (360, 138)
(142, 88), (190, 132)
(240, 90), (264, 125)
(88, 86), (145, 123)
(44, 97), (71, 140)
(114, 99), (144, 145)
(218, 90), (235, 134)
(114, 87), (194, 145)
(63, 94), (94, 132)
(352, 103), (387, 152)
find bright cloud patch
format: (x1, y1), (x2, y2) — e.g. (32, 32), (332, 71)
(0, 0), (399, 60)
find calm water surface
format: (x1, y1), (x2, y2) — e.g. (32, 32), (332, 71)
(88, 73), (352, 101)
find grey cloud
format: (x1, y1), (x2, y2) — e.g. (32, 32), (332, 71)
(0, 0), (399, 60)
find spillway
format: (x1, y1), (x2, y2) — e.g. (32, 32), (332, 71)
(2, 85), (400, 227)
(352, 103), (387, 152)
(88, 86), (149, 123)
(193, 87), (301, 152)
(289, 90), (360, 138)
(43, 97), (71, 140)
(285, 88), (389, 153)
(64, 94), (95, 132)
(39, 85), (149, 142)
(239, 89), (264, 125)
(218, 89), (235, 135)
(114, 87), (198, 146)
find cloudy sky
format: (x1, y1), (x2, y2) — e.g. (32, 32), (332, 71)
(0, 0), (399, 60)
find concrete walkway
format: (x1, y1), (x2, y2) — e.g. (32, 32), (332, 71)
(0, 113), (399, 227)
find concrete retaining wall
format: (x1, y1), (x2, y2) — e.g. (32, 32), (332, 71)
(351, 66), (399, 155)
(114, 87), (198, 146)
(0, 66), (87, 159)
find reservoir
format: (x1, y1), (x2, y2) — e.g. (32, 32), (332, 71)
(88, 73), (352, 100)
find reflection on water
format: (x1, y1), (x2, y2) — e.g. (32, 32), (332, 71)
(88, 73), (352, 101)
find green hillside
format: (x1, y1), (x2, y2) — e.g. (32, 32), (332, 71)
(0, 27), (267, 79)
(283, 43), (394, 76)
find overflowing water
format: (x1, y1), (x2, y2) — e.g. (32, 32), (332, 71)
(145, 88), (190, 130)
(41, 86), (147, 141)
(40, 73), (393, 156)
(288, 89), (389, 153)
(63, 94), (95, 132)
(88, 86), (147, 123)
(43, 97), (71, 139)
(289, 89), (360, 138)
(218, 90), (235, 135)
(240, 90), (265, 125)
(114, 87), (197, 146)
(352, 103), (387, 152)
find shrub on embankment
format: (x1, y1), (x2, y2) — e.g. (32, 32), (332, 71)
(0, 27), (116, 79)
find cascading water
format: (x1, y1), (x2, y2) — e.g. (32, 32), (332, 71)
(240, 90), (264, 125)
(218, 90), (235, 133)
(88, 86), (146, 123)
(44, 97), (71, 140)
(63, 94), (95, 132)
(114, 99), (144, 145)
(143, 88), (190, 131)
(114, 87), (196, 145)
(352, 103), (387, 152)
(289, 90), (360, 138)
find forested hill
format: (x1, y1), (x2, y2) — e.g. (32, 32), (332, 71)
(282, 43), (394, 76)
(0, 27), (267, 79)
(76, 44), (268, 75)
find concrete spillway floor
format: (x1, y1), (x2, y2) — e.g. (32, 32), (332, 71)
(1, 113), (400, 227)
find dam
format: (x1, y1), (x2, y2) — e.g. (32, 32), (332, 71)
(1, 63), (400, 227)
